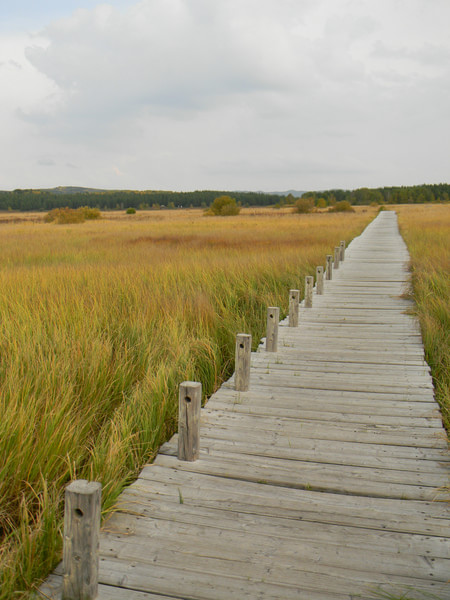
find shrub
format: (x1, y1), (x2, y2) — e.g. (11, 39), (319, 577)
(126, 207), (136, 214)
(329, 200), (354, 213)
(44, 208), (85, 224)
(294, 198), (314, 214)
(44, 207), (101, 224)
(80, 206), (101, 220)
(316, 198), (327, 209)
(206, 196), (240, 216)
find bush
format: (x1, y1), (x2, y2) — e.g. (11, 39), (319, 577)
(44, 207), (101, 223)
(126, 207), (136, 214)
(44, 207), (85, 224)
(329, 200), (354, 213)
(80, 206), (101, 220)
(206, 196), (240, 216)
(316, 198), (327, 209)
(294, 198), (314, 214)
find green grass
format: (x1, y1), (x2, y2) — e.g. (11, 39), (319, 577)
(395, 204), (450, 435)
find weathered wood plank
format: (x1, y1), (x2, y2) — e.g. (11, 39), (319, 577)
(154, 453), (446, 501)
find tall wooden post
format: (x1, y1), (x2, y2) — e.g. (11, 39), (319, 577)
(334, 247), (340, 269)
(289, 290), (300, 327)
(266, 307), (279, 352)
(178, 381), (202, 461)
(316, 266), (324, 295)
(62, 480), (102, 600)
(235, 333), (252, 391)
(340, 240), (346, 261)
(304, 276), (313, 308)
(326, 255), (333, 280)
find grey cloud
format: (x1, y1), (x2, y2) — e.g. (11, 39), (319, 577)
(4, 0), (449, 191)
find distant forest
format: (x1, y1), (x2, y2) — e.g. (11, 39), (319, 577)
(0, 183), (449, 211)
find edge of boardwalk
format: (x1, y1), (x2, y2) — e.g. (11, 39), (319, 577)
(38, 211), (450, 600)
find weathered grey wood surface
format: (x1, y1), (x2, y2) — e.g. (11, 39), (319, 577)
(39, 212), (449, 600)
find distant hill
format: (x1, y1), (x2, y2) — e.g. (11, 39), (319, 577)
(41, 186), (111, 194)
(271, 190), (306, 197)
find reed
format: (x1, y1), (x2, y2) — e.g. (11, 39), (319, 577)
(0, 206), (376, 597)
(395, 204), (450, 434)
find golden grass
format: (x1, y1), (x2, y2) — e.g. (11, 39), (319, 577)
(394, 204), (450, 434)
(0, 206), (377, 597)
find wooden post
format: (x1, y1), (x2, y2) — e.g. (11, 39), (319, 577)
(326, 255), (333, 280)
(304, 276), (313, 308)
(178, 381), (202, 461)
(266, 307), (279, 352)
(235, 333), (251, 391)
(62, 480), (102, 600)
(316, 266), (324, 295)
(334, 246), (340, 269)
(289, 290), (299, 327)
(340, 240), (346, 261)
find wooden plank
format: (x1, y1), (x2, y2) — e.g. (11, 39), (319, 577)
(137, 466), (450, 534)
(154, 453), (447, 501)
(97, 514), (450, 586)
(160, 433), (450, 474)
(210, 389), (440, 416)
(207, 399), (443, 429)
(200, 410), (447, 449)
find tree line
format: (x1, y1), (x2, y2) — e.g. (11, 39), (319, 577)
(0, 189), (284, 212)
(301, 183), (450, 206)
(0, 183), (448, 211)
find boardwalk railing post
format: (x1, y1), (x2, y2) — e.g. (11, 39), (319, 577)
(326, 255), (333, 280)
(178, 381), (202, 461)
(266, 307), (279, 352)
(62, 480), (102, 600)
(235, 333), (252, 391)
(316, 266), (324, 295)
(334, 247), (340, 270)
(289, 290), (300, 327)
(304, 276), (313, 308)
(340, 240), (346, 261)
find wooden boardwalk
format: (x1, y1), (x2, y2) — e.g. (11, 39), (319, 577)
(41, 211), (449, 600)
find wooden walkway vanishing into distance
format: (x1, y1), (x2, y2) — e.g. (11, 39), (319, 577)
(40, 211), (449, 600)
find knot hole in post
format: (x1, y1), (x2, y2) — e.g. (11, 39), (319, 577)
(185, 396), (191, 403)
(269, 313), (273, 319)
(74, 508), (84, 518)
(239, 343), (244, 349)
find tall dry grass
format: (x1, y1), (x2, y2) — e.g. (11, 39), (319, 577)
(394, 204), (450, 434)
(0, 207), (376, 597)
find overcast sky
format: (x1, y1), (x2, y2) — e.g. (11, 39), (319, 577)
(1, 0), (449, 192)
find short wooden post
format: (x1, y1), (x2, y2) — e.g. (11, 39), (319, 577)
(289, 290), (300, 327)
(326, 255), (333, 280)
(62, 480), (102, 600)
(266, 307), (279, 352)
(178, 381), (202, 461)
(316, 266), (324, 295)
(235, 333), (252, 391)
(334, 246), (340, 269)
(340, 240), (346, 261)
(304, 276), (313, 308)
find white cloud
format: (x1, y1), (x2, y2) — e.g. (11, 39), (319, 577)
(0, 0), (449, 190)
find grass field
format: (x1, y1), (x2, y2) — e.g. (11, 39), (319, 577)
(0, 206), (377, 598)
(394, 204), (450, 434)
